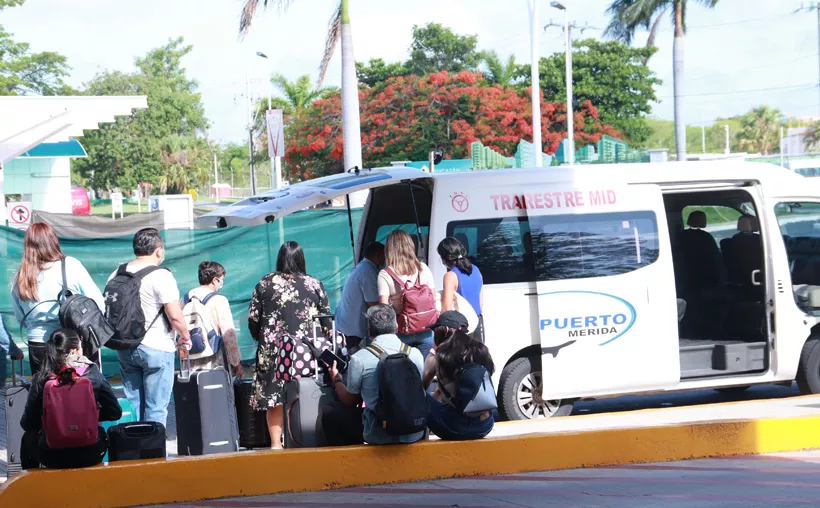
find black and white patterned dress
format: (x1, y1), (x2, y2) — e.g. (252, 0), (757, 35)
(247, 272), (331, 410)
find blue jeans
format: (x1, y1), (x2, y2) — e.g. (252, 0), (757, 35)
(425, 394), (494, 441)
(117, 345), (175, 427)
(398, 330), (434, 360)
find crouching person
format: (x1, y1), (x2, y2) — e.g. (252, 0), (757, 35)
(322, 304), (427, 446)
(426, 312), (496, 441)
(20, 329), (122, 469)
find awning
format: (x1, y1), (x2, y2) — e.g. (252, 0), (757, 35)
(17, 139), (87, 158)
(0, 96), (148, 163)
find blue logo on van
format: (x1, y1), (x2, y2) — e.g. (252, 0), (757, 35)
(537, 291), (637, 346)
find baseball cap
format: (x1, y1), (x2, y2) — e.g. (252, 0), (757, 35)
(427, 311), (469, 331)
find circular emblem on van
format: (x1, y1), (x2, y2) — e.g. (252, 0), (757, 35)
(537, 291), (637, 347)
(451, 192), (469, 212)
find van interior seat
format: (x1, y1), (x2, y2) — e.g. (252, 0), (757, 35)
(789, 236), (820, 285)
(678, 211), (724, 293)
(721, 215), (763, 292)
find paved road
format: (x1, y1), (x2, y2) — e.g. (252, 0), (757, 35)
(154, 450), (820, 507)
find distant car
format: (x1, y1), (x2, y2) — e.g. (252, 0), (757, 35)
(71, 186), (91, 215)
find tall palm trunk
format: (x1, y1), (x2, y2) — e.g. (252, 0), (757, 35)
(673, 1), (686, 161)
(340, 0), (363, 174)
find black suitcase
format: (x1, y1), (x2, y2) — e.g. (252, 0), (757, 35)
(108, 421), (167, 462)
(4, 358), (29, 477)
(283, 315), (340, 449)
(174, 357), (239, 456)
(234, 378), (271, 449)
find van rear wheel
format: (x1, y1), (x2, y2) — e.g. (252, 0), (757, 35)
(498, 357), (574, 420)
(797, 337), (820, 395)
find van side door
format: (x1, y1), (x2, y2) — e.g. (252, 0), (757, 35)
(523, 184), (680, 399)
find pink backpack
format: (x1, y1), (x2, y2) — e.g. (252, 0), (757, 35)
(385, 267), (438, 334)
(42, 367), (98, 449)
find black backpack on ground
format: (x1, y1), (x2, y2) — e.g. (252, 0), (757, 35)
(366, 343), (427, 435)
(103, 264), (167, 351)
(56, 258), (114, 356)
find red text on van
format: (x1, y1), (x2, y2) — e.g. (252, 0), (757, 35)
(490, 190), (617, 211)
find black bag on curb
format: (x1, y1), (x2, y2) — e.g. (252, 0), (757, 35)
(107, 422), (167, 462)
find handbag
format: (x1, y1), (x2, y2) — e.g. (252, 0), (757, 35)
(439, 363), (498, 417)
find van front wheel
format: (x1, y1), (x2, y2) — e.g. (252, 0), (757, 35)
(498, 357), (574, 420)
(796, 337), (820, 395)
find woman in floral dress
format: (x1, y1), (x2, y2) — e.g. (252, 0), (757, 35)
(248, 241), (330, 449)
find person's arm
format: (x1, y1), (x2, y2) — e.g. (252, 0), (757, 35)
(248, 283), (262, 341)
(422, 352), (437, 390)
(164, 300), (189, 343)
(20, 380), (44, 432)
(157, 271), (189, 343)
(479, 286), (484, 314)
(215, 297), (242, 376)
(441, 271), (458, 313)
(377, 270), (391, 305)
(329, 360), (362, 407)
(95, 374), (123, 422)
(362, 268), (380, 307)
(71, 258), (105, 312)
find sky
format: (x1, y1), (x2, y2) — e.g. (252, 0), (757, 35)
(3, 0), (819, 143)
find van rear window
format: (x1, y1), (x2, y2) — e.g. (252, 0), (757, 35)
(447, 211), (659, 285)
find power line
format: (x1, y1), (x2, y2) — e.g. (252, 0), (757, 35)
(685, 12), (795, 31)
(657, 83), (817, 99)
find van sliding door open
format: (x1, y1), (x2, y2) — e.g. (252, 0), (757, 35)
(521, 184), (681, 399)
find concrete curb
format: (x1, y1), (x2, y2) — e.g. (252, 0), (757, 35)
(2, 415), (820, 508)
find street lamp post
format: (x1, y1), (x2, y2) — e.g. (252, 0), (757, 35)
(257, 52), (281, 191)
(527, 0), (543, 167)
(551, 1), (573, 166)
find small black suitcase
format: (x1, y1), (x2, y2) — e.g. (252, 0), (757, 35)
(283, 314), (341, 449)
(174, 356), (239, 456)
(108, 421), (167, 462)
(234, 378), (271, 449)
(4, 358), (29, 477)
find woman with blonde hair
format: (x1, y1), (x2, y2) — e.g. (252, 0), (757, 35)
(11, 223), (104, 375)
(378, 230), (437, 359)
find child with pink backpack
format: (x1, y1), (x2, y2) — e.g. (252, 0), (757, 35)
(19, 329), (122, 469)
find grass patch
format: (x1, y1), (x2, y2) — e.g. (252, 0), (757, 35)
(683, 206), (742, 227)
(91, 201), (148, 217)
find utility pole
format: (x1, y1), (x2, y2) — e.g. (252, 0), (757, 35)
(701, 112), (706, 154)
(257, 51), (281, 191)
(796, 2), (820, 113)
(205, 138), (219, 203)
(780, 125), (786, 168)
(724, 125), (730, 155)
(527, 0), (543, 167)
(245, 69), (257, 196)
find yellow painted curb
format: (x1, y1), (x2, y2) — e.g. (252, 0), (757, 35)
(2, 415), (820, 508)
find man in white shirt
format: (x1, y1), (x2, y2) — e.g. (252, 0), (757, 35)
(109, 228), (190, 426)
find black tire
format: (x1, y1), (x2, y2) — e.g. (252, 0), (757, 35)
(797, 337), (820, 395)
(715, 386), (750, 395)
(497, 357), (574, 421)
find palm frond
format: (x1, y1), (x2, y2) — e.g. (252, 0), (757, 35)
(317, 5), (342, 90)
(604, 0), (669, 43)
(239, 0), (293, 38)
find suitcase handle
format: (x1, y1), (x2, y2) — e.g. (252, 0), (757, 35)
(178, 346), (191, 381)
(312, 314), (337, 383)
(119, 423), (160, 438)
(11, 357), (24, 387)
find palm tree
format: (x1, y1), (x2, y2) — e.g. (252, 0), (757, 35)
(736, 106), (783, 155)
(481, 50), (517, 87)
(159, 135), (211, 194)
(271, 74), (324, 111)
(605, 0), (719, 161)
(240, 0), (363, 172)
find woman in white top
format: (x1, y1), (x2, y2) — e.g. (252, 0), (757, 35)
(11, 223), (105, 375)
(377, 229), (436, 359)
(186, 261), (243, 376)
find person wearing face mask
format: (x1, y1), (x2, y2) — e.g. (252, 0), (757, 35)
(108, 228), (190, 427)
(185, 261), (242, 376)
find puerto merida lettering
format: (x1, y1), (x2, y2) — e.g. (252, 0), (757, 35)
(490, 190), (617, 211)
(540, 314), (628, 338)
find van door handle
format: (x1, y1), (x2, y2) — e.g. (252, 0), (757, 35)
(525, 292), (537, 297)
(751, 269), (761, 286)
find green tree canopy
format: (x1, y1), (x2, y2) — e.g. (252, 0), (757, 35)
(406, 23), (481, 75)
(356, 58), (409, 87)
(480, 50), (518, 87)
(73, 38), (209, 192)
(736, 106), (784, 155)
(520, 39), (661, 145)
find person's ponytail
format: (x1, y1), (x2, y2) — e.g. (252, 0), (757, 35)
(36, 329), (81, 384)
(437, 237), (473, 275)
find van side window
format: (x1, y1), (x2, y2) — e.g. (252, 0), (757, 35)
(528, 211), (660, 280)
(775, 202), (820, 308)
(447, 218), (531, 285)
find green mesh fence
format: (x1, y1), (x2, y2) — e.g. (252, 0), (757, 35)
(0, 209), (363, 376)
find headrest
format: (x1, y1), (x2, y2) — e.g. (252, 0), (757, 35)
(687, 211), (707, 229)
(737, 215), (760, 234)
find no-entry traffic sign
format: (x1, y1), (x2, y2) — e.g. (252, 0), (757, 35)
(7, 201), (31, 229)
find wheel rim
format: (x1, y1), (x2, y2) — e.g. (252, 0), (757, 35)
(516, 371), (561, 419)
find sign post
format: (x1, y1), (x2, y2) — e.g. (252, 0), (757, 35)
(7, 201), (32, 230)
(111, 192), (124, 219)
(266, 109), (285, 190)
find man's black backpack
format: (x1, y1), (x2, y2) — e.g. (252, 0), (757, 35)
(103, 264), (167, 351)
(366, 343), (427, 435)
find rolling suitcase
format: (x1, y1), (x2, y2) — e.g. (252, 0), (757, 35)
(174, 354), (239, 456)
(4, 358), (29, 477)
(108, 421), (166, 462)
(283, 314), (342, 449)
(234, 378), (271, 449)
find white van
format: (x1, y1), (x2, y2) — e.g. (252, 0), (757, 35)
(199, 161), (820, 420)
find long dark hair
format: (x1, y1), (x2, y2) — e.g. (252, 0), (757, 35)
(435, 330), (494, 382)
(437, 237), (472, 275)
(17, 223), (64, 301)
(276, 241), (306, 275)
(37, 329), (82, 385)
